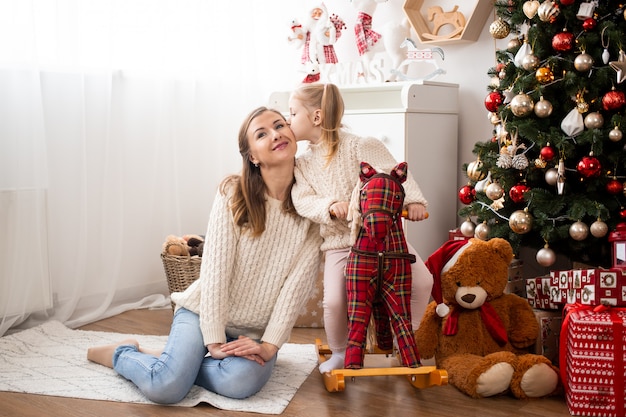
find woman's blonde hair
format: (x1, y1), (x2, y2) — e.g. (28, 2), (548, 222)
(220, 107), (297, 237)
(292, 83), (344, 165)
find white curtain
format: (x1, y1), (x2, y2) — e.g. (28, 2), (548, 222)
(0, 0), (304, 336)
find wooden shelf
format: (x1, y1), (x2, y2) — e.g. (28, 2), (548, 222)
(403, 0), (493, 44)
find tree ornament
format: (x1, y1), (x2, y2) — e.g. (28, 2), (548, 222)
(509, 209), (533, 234)
(474, 222), (490, 241)
(509, 183), (530, 203)
(609, 126), (623, 142)
(475, 171), (492, 194)
(460, 219), (476, 237)
(535, 158), (547, 168)
(621, 208), (626, 220)
(538, 1), (559, 23)
(545, 167), (559, 185)
(535, 67), (554, 84)
(521, 54), (540, 71)
(569, 221), (589, 241)
(466, 157), (486, 181)
(590, 219), (608, 238)
(561, 107), (584, 137)
(536, 244), (556, 267)
(610, 50), (626, 84)
(484, 91), (503, 112)
(582, 17), (597, 31)
(552, 29), (574, 52)
(559, 0), (575, 6)
(576, 2), (595, 19)
(557, 158), (566, 195)
(583, 112), (604, 129)
(510, 93), (534, 117)
(489, 18), (510, 39)
(606, 177), (623, 195)
(540, 144), (556, 162)
(507, 37), (522, 50)
(486, 182), (505, 200)
(574, 52), (594, 72)
(458, 184), (476, 205)
(534, 97), (553, 118)
(602, 89), (626, 111)
(577, 154), (602, 178)
(514, 41), (532, 68)
(523, 0), (540, 19)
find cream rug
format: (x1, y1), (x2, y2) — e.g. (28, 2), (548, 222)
(0, 321), (318, 414)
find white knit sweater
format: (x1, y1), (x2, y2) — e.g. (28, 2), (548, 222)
(171, 184), (322, 349)
(293, 130), (428, 252)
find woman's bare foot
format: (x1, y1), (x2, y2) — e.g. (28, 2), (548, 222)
(87, 338), (139, 368)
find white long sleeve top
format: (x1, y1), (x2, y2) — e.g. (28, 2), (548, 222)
(171, 183), (322, 349)
(292, 130), (428, 252)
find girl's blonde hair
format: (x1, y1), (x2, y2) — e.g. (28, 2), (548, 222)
(220, 107), (297, 237)
(292, 83), (344, 165)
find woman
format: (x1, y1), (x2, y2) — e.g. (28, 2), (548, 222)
(87, 107), (322, 403)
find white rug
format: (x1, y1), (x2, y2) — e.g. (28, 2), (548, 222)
(0, 321), (318, 414)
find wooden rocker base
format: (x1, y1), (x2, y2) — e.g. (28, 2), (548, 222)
(315, 338), (448, 392)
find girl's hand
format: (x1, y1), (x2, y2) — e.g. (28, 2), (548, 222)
(329, 202), (349, 219)
(219, 336), (278, 365)
(405, 203), (427, 222)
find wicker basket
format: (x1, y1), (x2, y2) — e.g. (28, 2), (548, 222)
(161, 253), (202, 309)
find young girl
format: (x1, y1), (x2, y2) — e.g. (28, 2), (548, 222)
(87, 107), (322, 402)
(289, 82), (432, 373)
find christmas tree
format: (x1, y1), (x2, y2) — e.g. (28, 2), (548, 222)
(458, 0), (626, 268)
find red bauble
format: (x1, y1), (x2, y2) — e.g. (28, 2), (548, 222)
(559, 0), (575, 5)
(582, 18), (597, 31)
(509, 184), (530, 204)
(552, 30), (574, 52)
(606, 178), (623, 195)
(540, 146), (556, 162)
(621, 209), (626, 220)
(458, 184), (476, 205)
(576, 156), (602, 178)
(602, 90), (626, 111)
(485, 91), (503, 112)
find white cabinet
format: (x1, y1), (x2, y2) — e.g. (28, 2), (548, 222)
(268, 81), (459, 258)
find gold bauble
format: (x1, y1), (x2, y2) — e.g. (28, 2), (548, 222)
(510, 93), (534, 117)
(509, 209), (533, 234)
(486, 182), (504, 200)
(590, 220), (608, 238)
(584, 112), (604, 129)
(538, 0), (559, 22)
(467, 159), (486, 181)
(490, 19), (511, 39)
(535, 67), (554, 84)
(474, 222), (490, 241)
(521, 54), (540, 71)
(574, 52), (594, 72)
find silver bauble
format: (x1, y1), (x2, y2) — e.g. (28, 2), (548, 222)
(474, 222), (490, 241)
(609, 127), (623, 142)
(486, 182), (504, 200)
(569, 221), (589, 241)
(536, 246), (556, 267)
(574, 52), (594, 72)
(509, 210), (533, 234)
(590, 220), (608, 238)
(545, 168), (559, 185)
(584, 112), (604, 129)
(534, 97), (553, 118)
(460, 219), (476, 237)
(521, 54), (540, 71)
(510, 93), (534, 117)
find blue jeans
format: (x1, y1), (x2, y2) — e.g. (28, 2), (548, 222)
(112, 308), (277, 403)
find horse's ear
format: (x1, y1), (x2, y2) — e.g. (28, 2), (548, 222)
(359, 161), (377, 181)
(391, 162), (408, 183)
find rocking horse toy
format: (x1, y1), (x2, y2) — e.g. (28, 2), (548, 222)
(316, 162), (447, 392)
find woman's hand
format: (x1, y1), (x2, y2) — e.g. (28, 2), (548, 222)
(405, 203), (427, 221)
(213, 336), (278, 365)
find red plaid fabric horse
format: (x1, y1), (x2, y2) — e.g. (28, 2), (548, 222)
(344, 161), (420, 369)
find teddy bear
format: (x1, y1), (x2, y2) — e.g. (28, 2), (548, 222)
(415, 237), (560, 399)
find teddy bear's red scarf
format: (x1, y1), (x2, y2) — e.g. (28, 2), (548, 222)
(442, 303), (509, 347)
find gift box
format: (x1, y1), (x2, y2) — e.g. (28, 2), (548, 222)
(560, 305), (626, 417)
(533, 309), (561, 365)
(551, 268), (626, 307)
(526, 276), (561, 310)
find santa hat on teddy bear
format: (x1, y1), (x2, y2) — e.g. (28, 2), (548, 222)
(425, 239), (472, 318)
